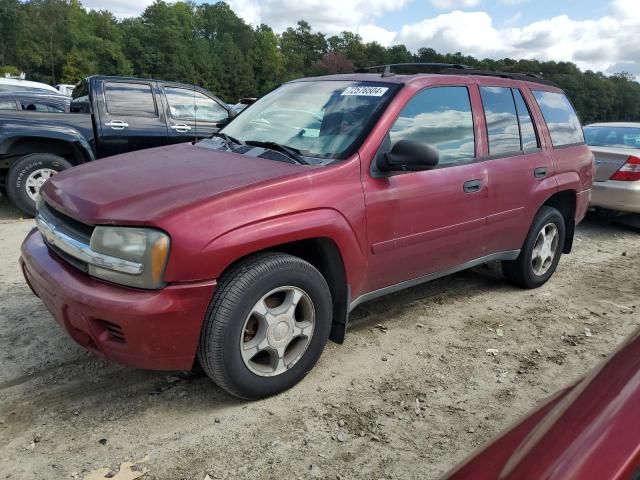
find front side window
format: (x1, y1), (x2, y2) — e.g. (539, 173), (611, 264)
(389, 86), (475, 165)
(480, 86), (520, 155)
(532, 90), (584, 147)
(220, 80), (399, 159)
(584, 126), (640, 149)
(104, 82), (157, 117)
(165, 87), (228, 123)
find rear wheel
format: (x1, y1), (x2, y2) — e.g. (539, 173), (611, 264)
(198, 252), (332, 399)
(6, 153), (73, 216)
(502, 206), (566, 289)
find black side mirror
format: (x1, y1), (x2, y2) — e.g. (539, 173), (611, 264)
(377, 139), (439, 173)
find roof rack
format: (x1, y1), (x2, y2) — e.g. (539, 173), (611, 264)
(357, 63), (555, 86)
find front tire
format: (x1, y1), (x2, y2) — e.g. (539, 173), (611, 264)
(198, 252), (332, 399)
(502, 206), (566, 289)
(6, 153), (73, 216)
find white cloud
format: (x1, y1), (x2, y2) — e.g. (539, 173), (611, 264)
(82, 0), (154, 17)
(431, 0), (481, 9)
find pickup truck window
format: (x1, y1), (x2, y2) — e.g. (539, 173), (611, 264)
(532, 90), (584, 147)
(104, 82), (157, 118)
(165, 87), (228, 123)
(389, 86), (475, 165)
(221, 80), (399, 160)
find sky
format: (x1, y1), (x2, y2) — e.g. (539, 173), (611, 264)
(84, 0), (640, 77)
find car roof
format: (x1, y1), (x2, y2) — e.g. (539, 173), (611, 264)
(0, 78), (60, 94)
(586, 122), (640, 128)
(293, 72), (561, 90)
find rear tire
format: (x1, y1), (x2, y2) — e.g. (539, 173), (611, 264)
(6, 153), (73, 217)
(502, 206), (565, 289)
(198, 252), (332, 399)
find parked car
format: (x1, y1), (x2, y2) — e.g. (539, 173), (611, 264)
(0, 91), (70, 113)
(0, 77), (60, 94)
(55, 83), (75, 96)
(0, 75), (234, 215)
(20, 64), (594, 399)
(584, 122), (640, 214)
(443, 326), (640, 480)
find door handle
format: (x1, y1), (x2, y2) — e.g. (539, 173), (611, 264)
(534, 167), (548, 178)
(463, 179), (483, 193)
(105, 120), (129, 130)
(170, 123), (192, 133)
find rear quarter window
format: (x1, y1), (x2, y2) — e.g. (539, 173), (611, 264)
(532, 91), (584, 147)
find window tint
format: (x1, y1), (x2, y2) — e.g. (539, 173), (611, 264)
(165, 87), (228, 123)
(104, 82), (157, 117)
(513, 90), (539, 151)
(480, 86), (520, 155)
(71, 80), (90, 113)
(0, 100), (18, 110)
(389, 86), (475, 165)
(584, 126), (640, 149)
(532, 91), (584, 146)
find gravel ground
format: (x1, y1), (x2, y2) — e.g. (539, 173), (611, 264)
(0, 193), (638, 480)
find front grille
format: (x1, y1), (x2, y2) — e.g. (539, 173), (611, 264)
(45, 240), (89, 273)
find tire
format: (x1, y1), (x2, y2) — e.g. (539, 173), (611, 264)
(198, 252), (332, 399)
(6, 153), (73, 217)
(502, 206), (566, 289)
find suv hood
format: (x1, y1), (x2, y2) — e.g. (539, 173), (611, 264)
(42, 143), (306, 225)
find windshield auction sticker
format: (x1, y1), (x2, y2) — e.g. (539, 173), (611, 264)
(341, 86), (389, 96)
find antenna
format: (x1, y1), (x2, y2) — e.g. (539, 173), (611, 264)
(193, 81), (198, 143)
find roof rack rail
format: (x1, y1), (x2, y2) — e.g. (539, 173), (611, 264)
(356, 63), (555, 86)
(356, 63), (471, 77)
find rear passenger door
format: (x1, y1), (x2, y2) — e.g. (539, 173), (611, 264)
(362, 85), (489, 293)
(98, 81), (169, 157)
(163, 86), (230, 144)
(479, 85), (556, 254)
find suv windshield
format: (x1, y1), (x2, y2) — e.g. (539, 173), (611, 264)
(584, 125), (640, 149)
(218, 80), (398, 160)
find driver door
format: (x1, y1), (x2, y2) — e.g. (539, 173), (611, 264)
(361, 85), (489, 293)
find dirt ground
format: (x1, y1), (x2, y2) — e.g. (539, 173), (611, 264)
(0, 194), (639, 480)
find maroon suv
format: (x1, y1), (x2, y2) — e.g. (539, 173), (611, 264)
(20, 65), (594, 399)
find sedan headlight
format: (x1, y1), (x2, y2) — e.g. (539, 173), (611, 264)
(89, 226), (170, 289)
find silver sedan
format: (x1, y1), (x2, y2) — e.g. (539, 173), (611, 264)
(585, 122), (640, 213)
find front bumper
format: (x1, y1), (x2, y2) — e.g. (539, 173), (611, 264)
(20, 228), (216, 371)
(590, 180), (640, 214)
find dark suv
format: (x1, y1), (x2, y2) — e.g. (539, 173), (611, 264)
(21, 64), (594, 399)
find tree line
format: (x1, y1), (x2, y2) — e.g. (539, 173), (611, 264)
(1, 0), (639, 122)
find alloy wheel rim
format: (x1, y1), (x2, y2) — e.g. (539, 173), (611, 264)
(240, 286), (315, 377)
(531, 222), (559, 276)
(25, 168), (57, 201)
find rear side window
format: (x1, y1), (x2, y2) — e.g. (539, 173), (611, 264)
(104, 82), (157, 117)
(532, 91), (584, 147)
(480, 86), (520, 155)
(389, 86), (475, 165)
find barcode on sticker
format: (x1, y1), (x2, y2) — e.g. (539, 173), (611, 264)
(341, 86), (389, 97)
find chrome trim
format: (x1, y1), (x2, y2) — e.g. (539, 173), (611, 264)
(36, 213), (144, 275)
(349, 250), (520, 311)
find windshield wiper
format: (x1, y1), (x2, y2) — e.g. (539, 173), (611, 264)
(244, 140), (308, 165)
(211, 132), (244, 149)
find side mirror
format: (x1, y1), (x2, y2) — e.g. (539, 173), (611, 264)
(377, 139), (439, 173)
(228, 108), (238, 120)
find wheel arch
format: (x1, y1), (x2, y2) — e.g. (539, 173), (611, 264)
(542, 189), (577, 254)
(0, 134), (94, 169)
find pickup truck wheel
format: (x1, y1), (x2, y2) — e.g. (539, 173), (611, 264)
(198, 252), (332, 399)
(502, 206), (565, 289)
(6, 153), (73, 216)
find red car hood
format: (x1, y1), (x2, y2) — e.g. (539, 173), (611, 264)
(41, 143), (306, 225)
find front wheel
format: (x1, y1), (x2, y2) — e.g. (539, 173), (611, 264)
(198, 252), (332, 399)
(6, 153), (73, 216)
(502, 206), (566, 289)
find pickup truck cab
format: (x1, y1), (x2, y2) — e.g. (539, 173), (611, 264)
(20, 65), (594, 399)
(0, 75), (234, 215)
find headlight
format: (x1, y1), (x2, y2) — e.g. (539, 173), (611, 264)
(89, 226), (170, 289)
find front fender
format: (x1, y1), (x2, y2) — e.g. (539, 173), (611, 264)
(196, 208), (368, 295)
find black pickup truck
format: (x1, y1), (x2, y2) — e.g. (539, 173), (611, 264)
(0, 75), (235, 215)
